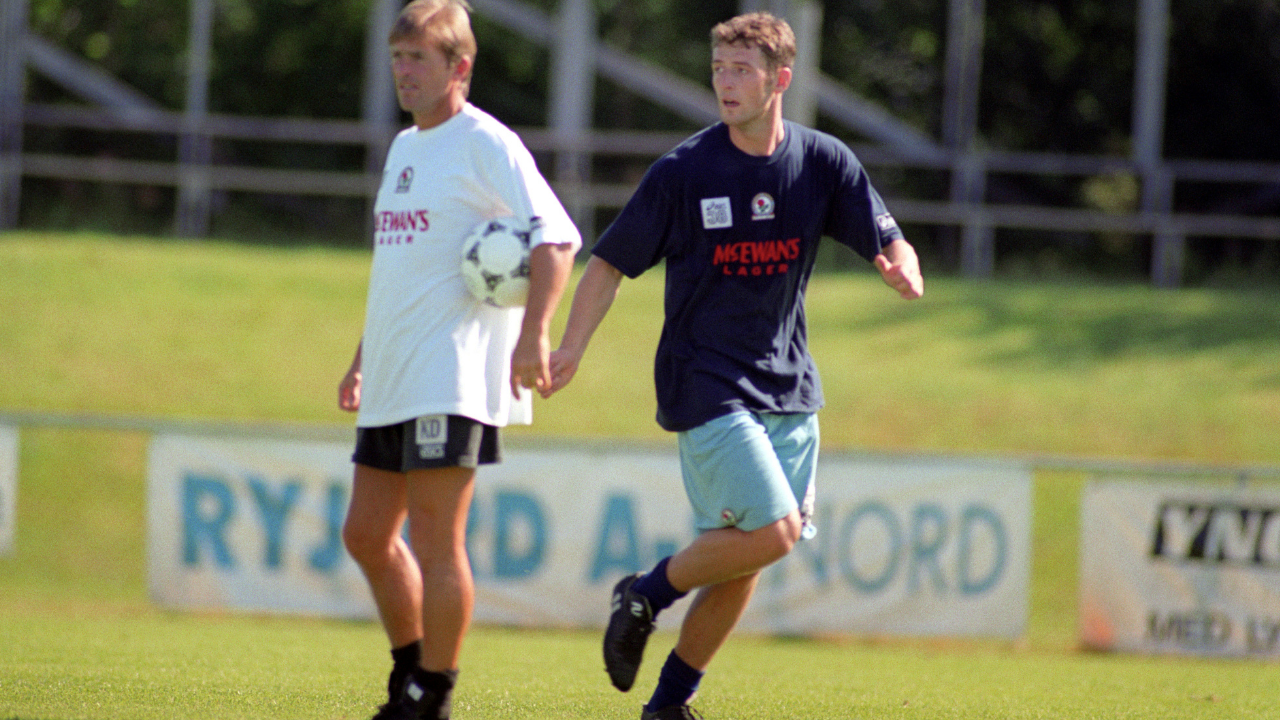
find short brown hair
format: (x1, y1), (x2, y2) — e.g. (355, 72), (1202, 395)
(390, 0), (477, 95)
(710, 12), (796, 71)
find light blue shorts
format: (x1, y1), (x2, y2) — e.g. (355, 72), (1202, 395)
(677, 410), (818, 538)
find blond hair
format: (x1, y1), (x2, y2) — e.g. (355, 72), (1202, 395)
(710, 12), (797, 71)
(390, 0), (477, 96)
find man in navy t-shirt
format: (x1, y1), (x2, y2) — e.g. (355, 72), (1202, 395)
(543, 12), (923, 720)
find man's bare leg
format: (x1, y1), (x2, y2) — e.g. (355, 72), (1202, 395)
(666, 511), (802, 593)
(405, 466), (477, 672)
(604, 511), (803, 693)
(672, 572), (760, 670)
(343, 464), (423, 647)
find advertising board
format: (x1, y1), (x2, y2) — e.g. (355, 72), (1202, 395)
(1081, 480), (1280, 656)
(148, 435), (1031, 638)
(0, 425), (16, 556)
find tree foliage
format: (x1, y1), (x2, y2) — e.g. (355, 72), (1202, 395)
(25, 0), (1280, 156)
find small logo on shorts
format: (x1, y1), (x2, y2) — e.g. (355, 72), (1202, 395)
(720, 508), (738, 526)
(416, 415), (446, 459)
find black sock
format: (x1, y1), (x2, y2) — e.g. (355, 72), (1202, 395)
(388, 640), (422, 699)
(412, 667), (458, 692)
(645, 651), (703, 712)
(391, 640), (422, 669)
(631, 556), (688, 615)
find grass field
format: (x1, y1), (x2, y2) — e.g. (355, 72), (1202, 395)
(2, 231), (1280, 719)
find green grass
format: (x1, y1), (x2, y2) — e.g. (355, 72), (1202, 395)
(2, 231), (1280, 719)
(2, 231), (1276, 460)
(4, 617), (1277, 719)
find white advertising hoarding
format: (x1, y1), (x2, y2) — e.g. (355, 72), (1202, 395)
(1081, 480), (1280, 657)
(0, 425), (16, 556)
(148, 435), (1031, 638)
(147, 434), (372, 617)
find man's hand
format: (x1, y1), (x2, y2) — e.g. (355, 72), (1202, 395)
(509, 241), (576, 400)
(543, 347), (582, 398)
(874, 239), (924, 299)
(338, 369), (361, 412)
(338, 343), (363, 411)
(509, 332), (551, 399)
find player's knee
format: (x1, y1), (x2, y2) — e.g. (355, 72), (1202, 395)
(755, 513), (803, 563)
(781, 511), (804, 546)
(341, 517), (393, 566)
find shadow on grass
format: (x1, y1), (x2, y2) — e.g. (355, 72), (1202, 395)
(849, 279), (1280, 372)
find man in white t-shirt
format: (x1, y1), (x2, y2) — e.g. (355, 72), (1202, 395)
(337, 2), (580, 718)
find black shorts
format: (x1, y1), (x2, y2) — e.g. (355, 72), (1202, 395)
(352, 415), (502, 472)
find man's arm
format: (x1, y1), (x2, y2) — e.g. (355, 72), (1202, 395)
(874, 238), (924, 299)
(542, 254), (625, 397)
(510, 241), (578, 398)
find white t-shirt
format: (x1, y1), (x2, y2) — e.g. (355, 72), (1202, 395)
(356, 104), (581, 429)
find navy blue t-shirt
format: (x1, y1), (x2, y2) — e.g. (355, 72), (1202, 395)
(593, 121), (904, 432)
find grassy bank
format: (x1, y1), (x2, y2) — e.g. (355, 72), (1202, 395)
(3, 231), (1277, 463)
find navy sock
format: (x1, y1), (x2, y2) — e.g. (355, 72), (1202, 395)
(412, 667), (458, 693)
(388, 640), (422, 699)
(630, 557), (687, 614)
(645, 651), (703, 713)
(391, 640), (422, 670)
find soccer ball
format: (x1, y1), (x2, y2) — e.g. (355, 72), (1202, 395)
(460, 216), (533, 308)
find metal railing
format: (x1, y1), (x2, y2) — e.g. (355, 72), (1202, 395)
(17, 101), (1280, 281)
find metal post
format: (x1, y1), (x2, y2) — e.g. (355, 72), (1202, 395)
(736, 1), (822, 127)
(739, 0), (783, 15)
(943, 0), (991, 277)
(0, 0), (29, 229)
(362, 0), (399, 178)
(942, 0), (984, 150)
(955, 156), (993, 276)
(1133, 0), (1179, 287)
(176, 0), (214, 237)
(547, 0), (596, 236)
(361, 0), (399, 237)
(1145, 168), (1182, 287)
(783, 0), (821, 127)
